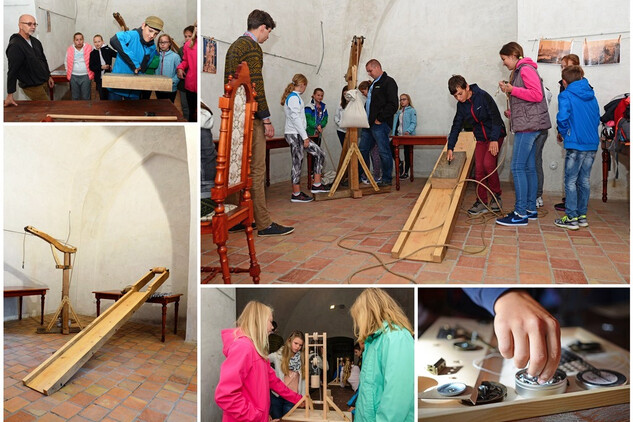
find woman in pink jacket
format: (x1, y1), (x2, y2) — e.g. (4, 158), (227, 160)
(177, 23), (197, 122)
(215, 301), (303, 422)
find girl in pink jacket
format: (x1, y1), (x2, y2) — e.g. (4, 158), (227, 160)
(215, 301), (302, 422)
(177, 23), (197, 122)
(65, 32), (93, 100)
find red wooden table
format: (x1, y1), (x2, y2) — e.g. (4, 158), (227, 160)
(4, 286), (49, 325)
(601, 139), (629, 202)
(391, 135), (447, 190)
(92, 290), (183, 342)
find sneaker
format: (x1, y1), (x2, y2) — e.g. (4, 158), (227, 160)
(377, 180), (391, 188)
(360, 176), (370, 185)
(468, 200), (489, 216)
(229, 222), (256, 232)
(496, 211), (528, 226)
(554, 215), (579, 230)
(311, 183), (331, 193)
(399, 171), (409, 180)
(201, 198), (217, 217)
(526, 210), (538, 220)
(536, 197), (544, 208)
(577, 215), (589, 227)
(258, 222), (295, 237)
(554, 199), (566, 211)
(489, 195), (502, 213)
(291, 192), (314, 203)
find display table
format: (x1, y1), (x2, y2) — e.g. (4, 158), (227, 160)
(4, 286), (49, 325)
(391, 135), (447, 190)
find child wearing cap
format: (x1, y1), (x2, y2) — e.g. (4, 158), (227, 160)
(108, 16), (162, 100)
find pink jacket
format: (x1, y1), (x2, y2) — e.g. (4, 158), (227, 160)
(177, 39), (197, 92)
(66, 44), (94, 81)
(510, 57), (543, 103)
(215, 328), (302, 422)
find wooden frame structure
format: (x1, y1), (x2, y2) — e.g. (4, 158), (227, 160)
(24, 225), (82, 334)
(284, 332), (350, 421)
(23, 267), (169, 395)
(201, 62), (260, 284)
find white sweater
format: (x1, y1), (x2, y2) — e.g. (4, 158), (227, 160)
(284, 91), (308, 140)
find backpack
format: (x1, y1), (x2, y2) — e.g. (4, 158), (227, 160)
(602, 95), (630, 179)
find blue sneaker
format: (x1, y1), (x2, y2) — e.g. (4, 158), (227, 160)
(496, 211), (528, 226)
(526, 210), (538, 220)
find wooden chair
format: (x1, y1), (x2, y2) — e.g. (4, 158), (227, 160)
(201, 62), (260, 284)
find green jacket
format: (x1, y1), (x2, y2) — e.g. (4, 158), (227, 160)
(356, 322), (414, 422)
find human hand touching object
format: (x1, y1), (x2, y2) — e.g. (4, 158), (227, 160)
(493, 290), (561, 383)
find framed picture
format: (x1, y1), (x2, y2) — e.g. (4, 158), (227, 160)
(537, 39), (572, 64)
(584, 36), (621, 66)
(203, 37), (217, 74)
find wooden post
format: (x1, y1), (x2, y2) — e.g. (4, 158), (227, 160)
(61, 252), (70, 335)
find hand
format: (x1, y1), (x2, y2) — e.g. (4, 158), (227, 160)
(134, 68), (140, 74)
(4, 94), (17, 107)
(303, 138), (310, 148)
(177, 68), (185, 79)
(101, 64), (109, 70)
(264, 122), (274, 138)
(48, 77), (55, 88)
(493, 290), (561, 383)
(404, 132), (410, 135)
(504, 109), (511, 118)
(316, 125), (322, 133)
(499, 80), (513, 93)
(557, 133), (563, 143)
(447, 149), (453, 162)
(374, 119), (381, 125)
(489, 141), (499, 156)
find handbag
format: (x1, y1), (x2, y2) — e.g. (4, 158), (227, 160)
(340, 89), (369, 128)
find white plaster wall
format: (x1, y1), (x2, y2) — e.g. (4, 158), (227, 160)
(201, 287), (236, 422)
(202, 0), (629, 199)
(3, 126), (195, 341)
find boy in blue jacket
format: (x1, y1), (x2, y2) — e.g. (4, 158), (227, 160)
(554, 65), (600, 230)
(448, 75), (507, 216)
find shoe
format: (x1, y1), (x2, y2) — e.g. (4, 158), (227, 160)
(489, 195), (502, 213)
(526, 210), (538, 220)
(554, 199), (566, 211)
(229, 222), (256, 232)
(291, 192), (314, 203)
(311, 183), (331, 193)
(360, 176), (370, 185)
(536, 197), (544, 208)
(577, 215), (588, 227)
(377, 180), (391, 188)
(398, 161), (404, 175)
(468, 200), (489, 216)
(554, 215), (579, 230)
(496, 211), (528, 226)
(258, 222), (295, 237)
(399, 171), (409, 180)
(201, 198), (217, 217)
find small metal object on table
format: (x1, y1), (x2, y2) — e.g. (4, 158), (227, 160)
(4, 286), (49, 325)
(92, 290), (183, 342)
(391, 135), (447, 190)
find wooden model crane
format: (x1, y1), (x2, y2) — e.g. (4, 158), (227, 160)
(24, 226), (83, 334)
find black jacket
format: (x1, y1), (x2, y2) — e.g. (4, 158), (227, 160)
(89, 45), (117, 82)
(368, 71), (398, 127)
(448, 84), (507, 150)
(5, 33), (50, 93)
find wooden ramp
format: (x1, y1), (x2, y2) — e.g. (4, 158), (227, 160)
(391, 132), (476, 262)
(23, 267), (170, 395)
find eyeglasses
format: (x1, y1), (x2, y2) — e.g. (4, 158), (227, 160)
(399, 99), (407, 102)
(20, 22), (38, 27)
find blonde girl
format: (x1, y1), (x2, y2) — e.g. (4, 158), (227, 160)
(155, 34), (181, 102)
(350, 289), (414, 422)
(215, 301), (302, 422)
(268, 330), (305, 420)
(281, 74), (329, 203)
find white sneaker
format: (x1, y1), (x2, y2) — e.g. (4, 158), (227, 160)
(536, 197), (543, 208)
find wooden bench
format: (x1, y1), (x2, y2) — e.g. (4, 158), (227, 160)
(4, 286), (49, 325)
(391, 135), (447, 190)
(92, 290), (182, 342)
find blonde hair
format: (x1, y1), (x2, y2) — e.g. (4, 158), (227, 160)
(157, 34), (178, 53)
(280, 74), (308, 106)
(350, 288), (413, 343)
(399, 93), (413, 110)
(237, 301), (272, 358)
(280, 330), (305, 378)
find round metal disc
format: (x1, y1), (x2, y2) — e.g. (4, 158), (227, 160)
(577, 369), (627, 389)
(461, 381), (507, 405)
(437, 382), (467, 396)
(453, 341), (482, 351)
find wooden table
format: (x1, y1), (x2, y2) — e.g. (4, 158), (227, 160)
(4, 99), (186, 122)
(601, 139), (629, 202)
(92, 290), (183, 342)
(391, 135), (447, 190)
(50, 66), (68, 100)
(4, 286), (49, 325)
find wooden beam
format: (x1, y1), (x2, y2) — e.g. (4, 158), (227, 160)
(102, 73), (172, 91)
(46, 114), (178, 121)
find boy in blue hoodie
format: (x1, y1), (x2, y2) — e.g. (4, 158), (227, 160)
(554, 65), (600, 230)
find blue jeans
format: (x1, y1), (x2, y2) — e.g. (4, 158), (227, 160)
(359, 122), (393, 183)
(107, 90), (140, 100)
(564, 149), (596, 218)
(510, 131), (539, 216)
(270, 393), (294, 419)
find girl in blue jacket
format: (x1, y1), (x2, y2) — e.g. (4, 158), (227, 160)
(350, 288), (414, 422)
(392, 93), (417, 179)
(154, 34), (182, 102)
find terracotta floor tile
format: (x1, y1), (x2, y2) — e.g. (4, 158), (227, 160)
(553, 269), (588, 284)
(138, 408), (167, 422)
(51, 402), (83, 419)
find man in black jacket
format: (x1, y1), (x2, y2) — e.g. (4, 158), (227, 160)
(5, 14), (54, 106)
(359, 59), (399, 186)
(89, 35), (116, 100)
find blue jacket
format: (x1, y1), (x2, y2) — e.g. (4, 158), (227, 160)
(448, 84), (507, 151)
(109, 28), (157, 98)
(557, 78), (600, 151)
(392, 106), (417, 135)
(356, 322), (414, 422)
(155, 50), (182, 92)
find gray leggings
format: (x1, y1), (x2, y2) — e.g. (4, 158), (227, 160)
(285, 134), (325, 185)
(70, 74), (91, 100)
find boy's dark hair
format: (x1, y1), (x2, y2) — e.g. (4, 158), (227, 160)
(562, 65), (584, 84)
(73, 32), (83, 38)
(183, 25), (195, 34)
(353, 343), (361, 351)
(499, 41), (524, 59)
(313, 88), (324, 95)
(448, 75), (468, 95)
(247, 9), (276, 31)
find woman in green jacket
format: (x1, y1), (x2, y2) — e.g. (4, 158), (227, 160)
(350, 288), (414, 422)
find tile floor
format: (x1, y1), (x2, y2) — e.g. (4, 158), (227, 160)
(202, 176), (629, 284)
(4, 315), (196, 422)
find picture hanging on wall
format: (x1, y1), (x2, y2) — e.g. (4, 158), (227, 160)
(583, 36), (621, 66)
(537, 39), (572, 64)
(203, 37), (217, 74)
